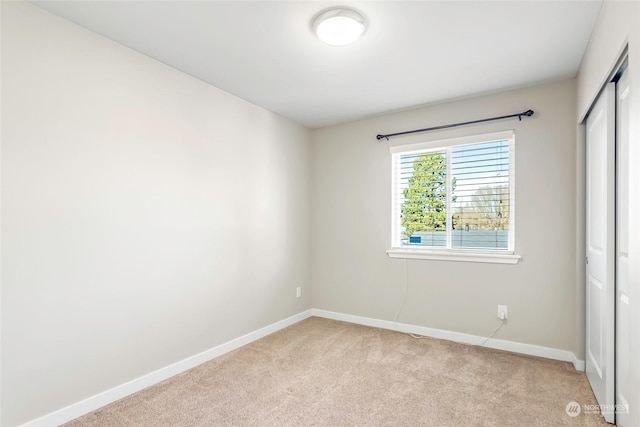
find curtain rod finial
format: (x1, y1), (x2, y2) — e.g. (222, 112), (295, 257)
(518, 110), (534, 121)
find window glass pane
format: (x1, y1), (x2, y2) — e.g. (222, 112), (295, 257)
(451, 140), (510, 249)
(399, 150), (447, 247)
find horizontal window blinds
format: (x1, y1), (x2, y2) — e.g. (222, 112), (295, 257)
(392, 135), (513, 251)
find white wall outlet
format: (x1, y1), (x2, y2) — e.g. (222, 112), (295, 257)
(498, 305), (508, 320)
(296, 287), (301, 298)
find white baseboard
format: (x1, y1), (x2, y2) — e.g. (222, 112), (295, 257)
(21, 308), (585, 426)
(310, 309), (585, 371)
(20, 310), (313, 427)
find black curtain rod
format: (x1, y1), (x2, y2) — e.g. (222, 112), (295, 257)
(376, 109), (534, 141)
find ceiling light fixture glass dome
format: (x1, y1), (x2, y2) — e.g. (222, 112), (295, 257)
(312, 8), (366, 46)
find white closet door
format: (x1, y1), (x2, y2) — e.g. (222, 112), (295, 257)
(585, 82), (615, 424)
(616, 68), (631, 426)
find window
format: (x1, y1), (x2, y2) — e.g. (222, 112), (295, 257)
(388, 130), (520, 264)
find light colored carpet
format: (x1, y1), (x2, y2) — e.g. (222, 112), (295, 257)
(64, 317), (607, 426)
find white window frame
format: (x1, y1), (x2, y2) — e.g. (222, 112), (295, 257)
(387, 130), (521, 264)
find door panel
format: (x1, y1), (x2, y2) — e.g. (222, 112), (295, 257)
(616, 68), (630, 425)
(587, 275), (603, 376)
(585, 82), (615, 424)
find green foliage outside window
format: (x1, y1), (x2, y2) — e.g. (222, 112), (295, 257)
(400, 152), (456, 237)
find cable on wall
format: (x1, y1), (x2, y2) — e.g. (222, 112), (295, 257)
(393, 257), (410, 327)
(376, 109), (534, 141)
(479, 321), (505, 346)
(392, 258), (506, 345)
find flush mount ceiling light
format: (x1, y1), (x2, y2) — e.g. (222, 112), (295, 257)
(312, 8), (366, 46)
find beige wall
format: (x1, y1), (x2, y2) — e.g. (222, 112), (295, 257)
(311, 79), (579, 356)
(577, 0), (639, 121)
(576, 2), (640, 426)
(0, 3), (310, 426)
(3, 1), (638, 426)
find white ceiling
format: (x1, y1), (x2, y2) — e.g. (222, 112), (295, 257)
(32, 1), (603, 129)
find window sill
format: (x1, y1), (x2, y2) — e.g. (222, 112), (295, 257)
(386, 248), (521, 264)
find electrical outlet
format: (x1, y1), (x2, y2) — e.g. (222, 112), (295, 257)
(498, 305), (508, 320)
(296, 287), (301, 298)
